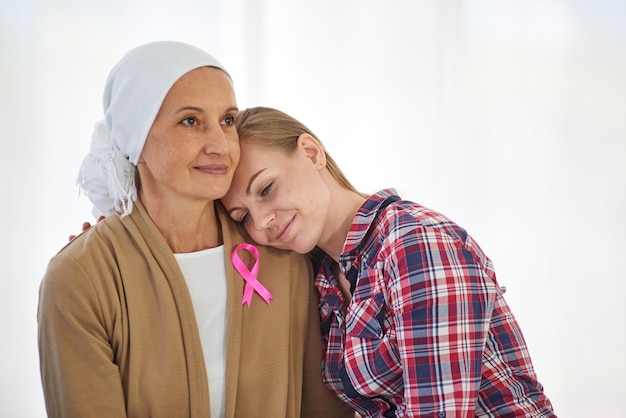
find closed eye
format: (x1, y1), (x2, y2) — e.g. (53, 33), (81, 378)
(239, 212), (251, 225)
(261, 182), (273, 196)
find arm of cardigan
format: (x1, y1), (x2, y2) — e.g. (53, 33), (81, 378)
(38, 254), (127, 418)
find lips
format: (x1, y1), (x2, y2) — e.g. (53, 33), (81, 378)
(274, 216), (295, 242)
(194, 164), (229, 175)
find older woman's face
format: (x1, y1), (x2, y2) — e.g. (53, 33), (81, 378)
(138, 67), (239, 205)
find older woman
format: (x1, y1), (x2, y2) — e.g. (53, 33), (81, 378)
(37, 42), (353, 418)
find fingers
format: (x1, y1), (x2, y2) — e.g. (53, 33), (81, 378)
(69, 216), (104, 243)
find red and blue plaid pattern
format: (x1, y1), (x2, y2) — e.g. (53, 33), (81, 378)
(315, 190), (555, 417)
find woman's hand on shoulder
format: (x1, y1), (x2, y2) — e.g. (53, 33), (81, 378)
(69, 216), (105, 241)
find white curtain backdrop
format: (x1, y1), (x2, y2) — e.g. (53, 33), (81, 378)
(1, 1), (624, 416)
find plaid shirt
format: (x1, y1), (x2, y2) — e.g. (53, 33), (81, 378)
(315, 190), (555, 417)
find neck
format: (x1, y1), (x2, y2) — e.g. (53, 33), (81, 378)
(317, 175), (366, 262)
(139, 191), (221, 253)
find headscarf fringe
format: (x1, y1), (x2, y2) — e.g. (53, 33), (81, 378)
(77, 121), (137, 219)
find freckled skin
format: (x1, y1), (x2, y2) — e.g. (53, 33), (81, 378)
(138, 67), (240, 206)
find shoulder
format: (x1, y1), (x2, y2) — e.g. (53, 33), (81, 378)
(40, 213), (144, 298)
(54, 214), (132, 262)
(362, 199), (476, 268)
(375, 200), (495, 274)
(377, 199), (467, 242)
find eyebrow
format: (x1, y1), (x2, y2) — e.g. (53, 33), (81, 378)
(175, 105), (239, 114)
(226, 168), (267, 216)
(246, 169), (266, 195)
(175, 106), (204, 114)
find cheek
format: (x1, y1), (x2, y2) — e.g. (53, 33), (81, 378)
(228, 135), (241, 165)
(142, 135), (182, 172)
(245, 227), (269, 246)
(148, 153), (179, 180)
(140, 146), (165, 178)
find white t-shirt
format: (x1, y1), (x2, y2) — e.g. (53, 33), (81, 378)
(174, 246), (228, 418)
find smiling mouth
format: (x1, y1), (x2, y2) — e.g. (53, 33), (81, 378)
(275, 216), (294, 242)
(195, 164), (229, 175)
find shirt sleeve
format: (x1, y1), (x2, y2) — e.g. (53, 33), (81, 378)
(383, 223), (498, 417)
(38, 254), (127, 418)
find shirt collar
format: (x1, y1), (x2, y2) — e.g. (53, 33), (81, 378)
(339, 188), (400, 277)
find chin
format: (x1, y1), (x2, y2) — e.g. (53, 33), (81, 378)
(274, 243), (293, 252)
(203, 185), (231, 200)
(290, 242), (317, 255)
(266, 241), (299, 253)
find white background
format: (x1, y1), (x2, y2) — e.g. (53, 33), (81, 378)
(1, 1), (625, 417)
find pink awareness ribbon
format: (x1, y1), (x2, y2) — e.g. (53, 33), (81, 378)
(231, 243), (273, 307)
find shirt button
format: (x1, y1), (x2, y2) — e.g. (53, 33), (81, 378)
(438, 413), (446, 417)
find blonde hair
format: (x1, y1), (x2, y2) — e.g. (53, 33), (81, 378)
(235, 107), (361, 194)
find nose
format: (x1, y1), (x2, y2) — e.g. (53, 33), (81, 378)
(252, 209), (275, 232)
(202, 124), (230, 155)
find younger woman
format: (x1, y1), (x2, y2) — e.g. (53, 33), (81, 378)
(221, 107), (557, 417)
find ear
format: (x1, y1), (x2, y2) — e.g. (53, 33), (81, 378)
(297, 133), (326, 168)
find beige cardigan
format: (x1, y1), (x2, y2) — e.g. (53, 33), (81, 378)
(38, 200), (353, 418)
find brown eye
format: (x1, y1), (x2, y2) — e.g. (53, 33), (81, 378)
(221, 116), (235, 126)
(181, 117), (198, 126)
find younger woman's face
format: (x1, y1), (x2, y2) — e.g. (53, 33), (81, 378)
(221, 135), (330, 253)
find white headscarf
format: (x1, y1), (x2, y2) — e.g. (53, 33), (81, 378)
(77, 41), (229, 218)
